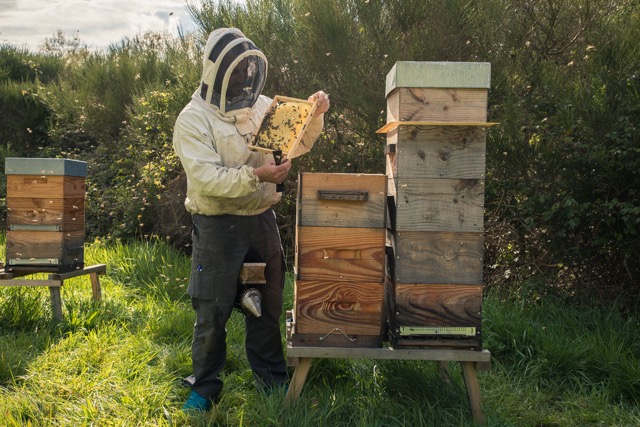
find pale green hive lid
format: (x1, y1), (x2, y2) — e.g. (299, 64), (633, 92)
(5, 157), (87, 177)
(385, 61), (491, 97)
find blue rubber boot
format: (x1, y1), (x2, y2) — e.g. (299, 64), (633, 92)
(182, 389), (212, 412)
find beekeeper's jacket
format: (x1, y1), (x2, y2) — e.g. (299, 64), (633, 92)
(173, 28), (323, 216)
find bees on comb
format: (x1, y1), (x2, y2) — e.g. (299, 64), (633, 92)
(251, 97), (315, 155)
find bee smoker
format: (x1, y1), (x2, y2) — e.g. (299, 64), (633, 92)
(239, 287), (262, 317)
(234, 262), (266, 317)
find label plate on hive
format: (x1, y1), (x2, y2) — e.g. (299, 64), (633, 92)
(8, 258), (60, 265)
(9, 225), (62, 231)
(399, 326), (477, 337)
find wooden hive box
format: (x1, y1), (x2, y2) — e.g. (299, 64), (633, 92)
(385, 126), (486, 287)
(292, 172), (387, 348)
(385, 281), (483, 350)
(385, 125), (487, 214)
(293, 279), (385, 348)
(295, 172), (387, 282)
(5, 157), (87, 273)
(382, 61), (491, 349)
(385, 61), (490, 125)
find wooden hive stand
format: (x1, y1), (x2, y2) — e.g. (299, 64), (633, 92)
(284, 310), (491, 425)
(0, 264), (107, 321)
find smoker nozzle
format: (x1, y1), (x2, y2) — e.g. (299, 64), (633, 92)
(240, 287), (262, 317)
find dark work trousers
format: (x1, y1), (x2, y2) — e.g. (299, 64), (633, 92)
(186, 209), (288, 401)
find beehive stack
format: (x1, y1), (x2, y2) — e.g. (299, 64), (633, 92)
(291, 172), (387, 348)
(382, 62), (492, 350)
(4, 158), (87, 273)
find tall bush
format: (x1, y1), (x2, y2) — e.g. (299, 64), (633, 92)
(83, 34), (200, 241)
(0, 45), (64, 228)
(474, 0), (640, 300)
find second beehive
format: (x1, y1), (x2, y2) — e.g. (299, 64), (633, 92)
(5, 157), (87, 273)
(292, 172), (387, 348)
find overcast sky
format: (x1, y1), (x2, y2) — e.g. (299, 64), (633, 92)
(0, 0), (199, 52)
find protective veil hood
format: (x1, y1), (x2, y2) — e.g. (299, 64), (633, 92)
(198, 28), (268, 119)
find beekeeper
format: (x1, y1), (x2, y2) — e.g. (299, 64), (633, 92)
(172, 27), (330, 412)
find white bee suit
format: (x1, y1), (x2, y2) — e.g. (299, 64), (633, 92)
(173, 28), (326, 405)
(173, 28), (323, 216)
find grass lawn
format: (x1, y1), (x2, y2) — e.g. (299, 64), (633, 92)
(1, 237), (639, 426)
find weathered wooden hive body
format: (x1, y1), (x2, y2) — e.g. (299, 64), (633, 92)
(383, 62), (491, 350)
(5, 158), (87, 273)
(292, 172), (387, 347)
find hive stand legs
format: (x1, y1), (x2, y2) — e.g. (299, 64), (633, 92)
(440, 361), (488, 424)
(461, 361), (485, 425)
(283, 349), (489, 425)
(285, 357), (313, 404)
(89, 270), (102, 301)
(1, 265), (106, 322)
(45, 265), (106, 321)
(438, 360), (452, 384)
(49, 286), (64, 321)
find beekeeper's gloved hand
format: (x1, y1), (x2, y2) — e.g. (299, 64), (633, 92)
(308, 91), (330, 117)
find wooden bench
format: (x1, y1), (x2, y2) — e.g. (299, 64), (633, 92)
(0, 264), (107, 321)
(285, 344), (491, 424)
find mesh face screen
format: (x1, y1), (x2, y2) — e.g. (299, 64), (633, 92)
(218, 53), (267, 114)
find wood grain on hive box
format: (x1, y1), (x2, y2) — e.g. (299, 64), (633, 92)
(390, 230), (484, 285)
(391, 178), (485, 232)
(390, 283), (482, 329)
(386, 88), (488, 124)
(385, 283), (483, 349)
(385, 126), (487, 178)
(385, 126), (486, 213)
(296, 173), (387, 229)
(294, 280), (384, 336)
(295, 226), (385, 282)
(6, 230), (84, 269)
(6, 197), (85, 231)
(293, 172), (387, 348)
(6, 175), (86, 199)
(384, 61), (491, 125)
